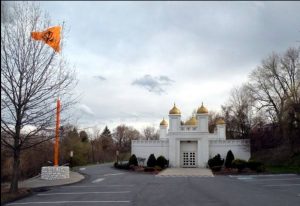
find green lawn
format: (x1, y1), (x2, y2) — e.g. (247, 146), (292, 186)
(265, 165), (300, 174)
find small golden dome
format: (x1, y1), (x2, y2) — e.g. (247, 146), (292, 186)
(185, 116), (198, 126)
(160, 118), (168, 126)
(169, 103), (181, 115)
(197, 102), (208, 114)
(216, 118), (225, 125)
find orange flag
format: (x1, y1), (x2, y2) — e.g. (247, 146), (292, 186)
(31, 26), (61, 52)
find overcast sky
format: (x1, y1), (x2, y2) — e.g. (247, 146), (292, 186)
(38, 1), (300, 132)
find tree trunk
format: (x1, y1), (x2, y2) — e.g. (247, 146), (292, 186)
(9, 149), (20, 193)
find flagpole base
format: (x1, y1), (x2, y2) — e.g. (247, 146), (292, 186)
(41, 166), (70, 180)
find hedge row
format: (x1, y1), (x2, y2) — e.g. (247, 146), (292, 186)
(114, 154), (169, 171)
(208, 150), (264, 172)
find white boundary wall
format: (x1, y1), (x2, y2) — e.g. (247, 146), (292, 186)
(131, 140), (169, 161)
(209, 139), (250, 161)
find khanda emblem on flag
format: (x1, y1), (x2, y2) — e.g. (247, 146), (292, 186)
(31, 26), (61, 52)
(42, 31), (55, 43)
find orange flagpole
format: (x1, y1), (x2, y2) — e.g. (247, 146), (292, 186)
(54, 98), (61, 166)
(31, 25), (62, 167)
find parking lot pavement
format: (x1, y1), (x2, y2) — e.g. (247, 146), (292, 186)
(229, 174), (300, 198)
(5, 164), (300, 206)
(156, 168), (214, 177)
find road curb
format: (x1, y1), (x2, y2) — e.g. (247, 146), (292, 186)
(2, 170), (86, 206)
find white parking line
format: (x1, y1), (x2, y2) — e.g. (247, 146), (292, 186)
(103, 173), (124, 176)
(237, 177), (253, 180)
(264, 184), (300, 187)
(37, 191), (130, 196)
(92, 178), (104, 183)
(6, 200), (131, 205)
(229, 174), (298, 178)
(66, 184), (134, 188)
(245, 178), (300, 181)
(79, 168), (86, 171)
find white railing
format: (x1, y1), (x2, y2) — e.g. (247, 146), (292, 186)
(132, 139), (169, 144)
(209, 139), (250, 145)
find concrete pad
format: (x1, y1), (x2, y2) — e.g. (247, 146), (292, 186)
(156, 168), (214, 177)
(18, 171), (84, 188)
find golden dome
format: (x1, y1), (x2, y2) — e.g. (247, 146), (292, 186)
(169, 103), (181, 115)
(197, 102), (208, 114)
(216, 118), (225, 125)
(185, 116), (198, 126)
(160, 118), (168, 126)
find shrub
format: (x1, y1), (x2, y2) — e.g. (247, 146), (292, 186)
(232, 159), (247, 172)
(211, 166), (222, 172)
(247, 160), (262, 171)
(225, 150), (235, 168)
(147, 154), (156, 167)
(256, 164), (265, 173)
(156, 156), (168, 168)
(208, 154), (224, 169)
(114, 162), (129, 170)
(144, 167), (155, 172)
(247, 160), (265, 172)
(154, 165), (162, 171)
(128, 154), (138, 166)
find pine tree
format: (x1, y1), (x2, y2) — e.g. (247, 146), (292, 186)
(225, 150), (235, 168)
(147, 154), (157, 167)
(101, 126), (113, 150)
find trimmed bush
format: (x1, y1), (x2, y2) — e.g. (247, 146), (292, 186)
(128, 154), (138, 166)
(208, 154), (224, 169)
(147, 154), (156, 167)
(156, 156), (168, 169)
(144, 167), (155, 172)
(211, 166), (222, 172)
(232, 159), (247, 172)
(255, 164), (265, 173)
(225, 150), (235, 168)
(114, 162), (129, 170)
(247, 160), (262, 170)
(154, 165), (162, 171)
(247, 160), (264, 172)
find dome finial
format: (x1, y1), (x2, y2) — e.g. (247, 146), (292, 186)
(197, 102), (208, 114)
(160, 117), (168, 126)
(185, 116), (197, 125)
(216, 118), (225, 125)
(169, 103), (181, 115)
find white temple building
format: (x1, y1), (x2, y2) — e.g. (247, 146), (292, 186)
(132, 103), (250, 168)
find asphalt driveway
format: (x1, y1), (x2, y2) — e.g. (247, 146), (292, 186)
(5, 164), (300, 206)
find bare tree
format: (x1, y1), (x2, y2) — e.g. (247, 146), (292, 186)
(143, 126), (159, 140)
(248, 47), (300, 129)
(221, 85), (254, 139)
(1, 2), (76, 193)
(113, 125), (141, 152)
(247, 47), (300, 153)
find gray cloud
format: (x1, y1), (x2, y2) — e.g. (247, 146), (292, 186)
(77, 104), (94, 116)
(132, 74), (174, 94)
(38, 1), (300, 130)
(93, 75), (106, 81)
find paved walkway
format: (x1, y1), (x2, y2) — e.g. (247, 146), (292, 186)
(156, 168), (214, 177)
(13, 171), (84, 189)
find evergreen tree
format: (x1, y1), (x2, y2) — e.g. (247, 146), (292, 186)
(156, 156), (168, 168)
(101, 126), (113, 150)
(147, 154), (156, 167)
(225, 150), (235, 168)
(79, 130), (89, 143)
(128, 154), (138, 166)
